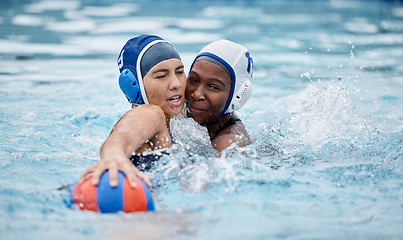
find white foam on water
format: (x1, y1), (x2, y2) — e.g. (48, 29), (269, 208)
(164, 31), (223, 44)
(202, 6), (262, 18)
(11, 14), (43, 26)
(78, 4), (140, 17)
(64, 35), (126, 55)
(61, 4), (140, 20)
(360, 47), (403, 64)
(90, 17), (171, 34)
(24, 0), (80, 13)
(175, 18), (223, 30)
(324, 32), (403, 46)
(45, 19), (96, 33)
(0, 39), (88, 56)
(380, 20), (403, 32)
(260, 13), (317, 25)
(392, 7), (403, 17)
(353, 33), (403, 45)
(330, 1), (365, 9)
(266, 80), (366, 153)
(344, 22), (379, 34)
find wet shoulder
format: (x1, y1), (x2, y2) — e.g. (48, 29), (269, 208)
(212, 122), (251, 151)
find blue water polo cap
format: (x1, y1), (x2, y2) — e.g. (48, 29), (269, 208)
(117, 34), (181, 105)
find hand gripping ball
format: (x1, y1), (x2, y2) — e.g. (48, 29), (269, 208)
(69, 171), (155, 213)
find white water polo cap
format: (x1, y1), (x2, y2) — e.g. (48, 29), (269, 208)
(192, 39), (253, 115)
(117, 34), (181, 105)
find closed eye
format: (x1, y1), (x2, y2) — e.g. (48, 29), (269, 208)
(176, 66), (184, 75)
(188, 77), (199, 84)
(155, 74), (166, 79)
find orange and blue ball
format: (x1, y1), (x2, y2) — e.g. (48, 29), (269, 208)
(68, 171), (155, 213)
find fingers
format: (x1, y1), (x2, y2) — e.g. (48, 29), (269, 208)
(79, 166), (94, 184)
(139, 174), (152, 189)
(122, 164), (138, 188)
(121, 164), (152, 189)
(79, 158), (152, 190)
(90, 165), (108, 186)
(108, 163), (118, 187)
(133, 167), (152, 189)
(85, 160), (119, 187)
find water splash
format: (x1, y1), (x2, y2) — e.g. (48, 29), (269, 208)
(169, 115), (216, 157)
(249, 79), (402, 165)
(149, 116), (245, 195)
(151, 79), (403, 198)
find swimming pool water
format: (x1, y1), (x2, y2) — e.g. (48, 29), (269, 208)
(1, 0), (402, 239)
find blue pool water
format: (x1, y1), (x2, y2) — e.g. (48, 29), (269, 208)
(1, 0), (402, 239)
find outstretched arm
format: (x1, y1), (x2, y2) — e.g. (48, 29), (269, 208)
(79, 105), (171, 188)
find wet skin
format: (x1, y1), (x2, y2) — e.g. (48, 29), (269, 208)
(144, 58), (187, 120)
(80, 58), (187, 188)
(186, 60), (251, 151)
(186, 59), (232, 125)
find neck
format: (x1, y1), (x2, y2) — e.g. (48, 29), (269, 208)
(205, 112), (235, 134)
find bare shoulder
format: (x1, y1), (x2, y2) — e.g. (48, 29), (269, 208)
(112, 104), (170, 152)
(111, 105), (167, 135)
(211, 123), (252, 152)
(122, 105), (166, 124)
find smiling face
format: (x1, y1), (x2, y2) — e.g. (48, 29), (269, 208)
(185, 60), (232, 125)
(143, 58), (186, 118)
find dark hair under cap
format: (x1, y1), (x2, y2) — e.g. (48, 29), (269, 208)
(140, 41), (181, 78)
(194, 55), (233, 80)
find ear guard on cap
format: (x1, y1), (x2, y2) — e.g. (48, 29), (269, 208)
(225, 79), (252, 113)
(118, 69), (144, 105)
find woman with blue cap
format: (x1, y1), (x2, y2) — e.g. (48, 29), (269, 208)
(80, 35), (254, 189)
(80, 34), (186, 188)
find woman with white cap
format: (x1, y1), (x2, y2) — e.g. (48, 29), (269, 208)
(186, 39), (253, 151)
